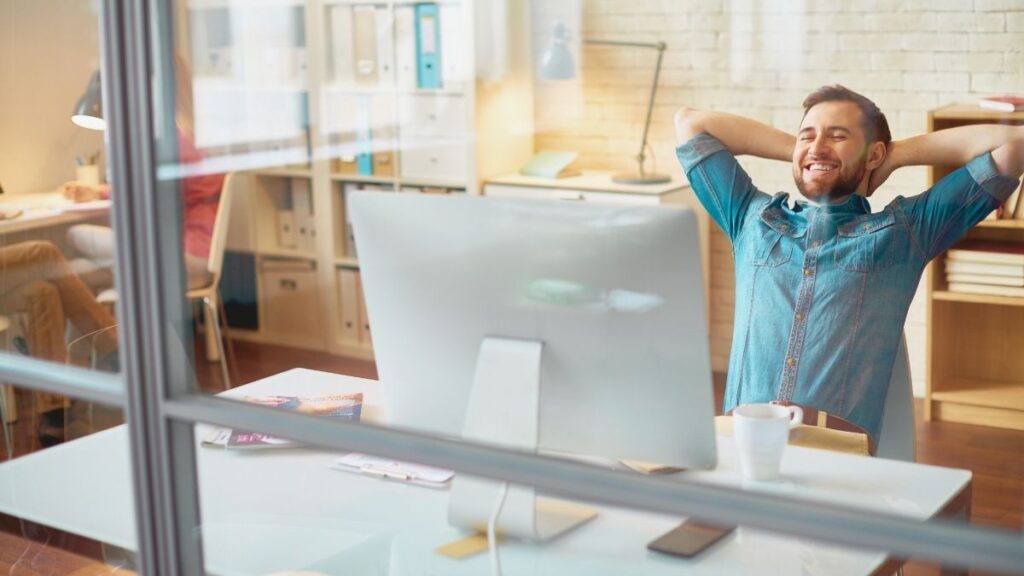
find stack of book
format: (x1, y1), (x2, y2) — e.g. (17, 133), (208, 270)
(946, 240), (1024, 298)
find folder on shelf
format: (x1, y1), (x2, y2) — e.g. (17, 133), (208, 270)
(371, 95), (396, 177)
(395, 5), (417, 89)
(337, 268), (361, 344)
(291, 179), (316, 253)
(375, 5), (395, 87)
(415, 3), (441, 89)
(356, 270), (372, 345)
(354, 96), (374, 176)
(439, 2), (462, 89)
(342, 183), (360, 258)
(329, 4), (355, 85)
(353, 5), (379, 87)
(277, 209), (297, 249)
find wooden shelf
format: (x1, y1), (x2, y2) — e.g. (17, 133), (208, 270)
(931, 104), (1024, 122)
(932, 290), (1024, 307)
(976, 219), (1024, 229)
(251, 167), (313, 179)
(925, 105), (1024, 431)
(329, 174), (395, 185)
(258, 248), (318, 261)
(335, 256), (359, 268)
(932, 380), (1024, 411)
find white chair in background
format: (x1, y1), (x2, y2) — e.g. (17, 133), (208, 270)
(98, 173), (237, 390)
(876, 335), (916, 462)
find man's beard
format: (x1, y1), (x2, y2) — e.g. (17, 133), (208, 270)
(794, 158), (867, 203)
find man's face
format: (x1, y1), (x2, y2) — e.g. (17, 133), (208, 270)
(792, 100), (871, 203)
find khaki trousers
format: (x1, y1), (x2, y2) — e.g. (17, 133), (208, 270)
(1, 241), (118, 413)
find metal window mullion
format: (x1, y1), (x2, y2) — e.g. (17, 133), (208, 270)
(163, 393), (1024, 575)
(0, 355), (124, 407)
(102, 0), (205, 574)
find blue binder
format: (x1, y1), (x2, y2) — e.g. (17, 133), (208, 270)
(355, 96), (374, 175)
(414, 3), (441, 89)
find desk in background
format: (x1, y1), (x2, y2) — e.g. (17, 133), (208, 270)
(0, 369), (971, 575)
(0, 192), (110, 238)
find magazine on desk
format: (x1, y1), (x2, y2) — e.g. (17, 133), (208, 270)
(202, 394), (363, 449)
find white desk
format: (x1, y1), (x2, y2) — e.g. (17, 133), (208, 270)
(0, 369), (971, 575)
(0, 192), (110, 235)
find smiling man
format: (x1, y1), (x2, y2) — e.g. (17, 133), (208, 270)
(674, 85), (1024, 449)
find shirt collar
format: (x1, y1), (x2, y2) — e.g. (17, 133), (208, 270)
(795, 193), (871, 215)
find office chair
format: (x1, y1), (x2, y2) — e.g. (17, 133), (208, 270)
(876, 335), (915, 462)
(97, 172), (237, 390)
(186, 172), (237, 390)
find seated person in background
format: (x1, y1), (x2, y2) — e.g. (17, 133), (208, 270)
(0, 240), (119, 445)
(674, 85), (1024, 451)
(61, 52), (224, 291)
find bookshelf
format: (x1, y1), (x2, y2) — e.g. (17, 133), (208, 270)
(925, 104), (1024, 431)
(184, 0), (534, 357)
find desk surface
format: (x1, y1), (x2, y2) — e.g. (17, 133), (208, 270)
(0, 369), (971, 576)
(487, 171), (688, 196)
(0, 192), (110, 235)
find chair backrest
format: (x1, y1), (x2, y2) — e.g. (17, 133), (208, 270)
(876, 334), (915, 461)
(205, 172), (236, 280)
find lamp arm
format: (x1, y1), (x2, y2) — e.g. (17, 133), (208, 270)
(637, 44), (666, 174)
(582, 39), (666, 175)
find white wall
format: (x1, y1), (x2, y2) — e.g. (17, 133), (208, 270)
(537, 0), (1024, 395)
(0, 0), (104, 196)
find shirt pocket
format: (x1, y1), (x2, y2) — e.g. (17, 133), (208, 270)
(749, 213), (803, 268)
(833, 211), (899, 273)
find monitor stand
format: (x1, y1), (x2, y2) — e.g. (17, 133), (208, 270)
(448, 337), (598, 541)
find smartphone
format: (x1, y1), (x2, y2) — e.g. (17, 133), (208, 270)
(647, 521), (735, 558)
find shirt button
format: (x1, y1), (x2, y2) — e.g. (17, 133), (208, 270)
(804, 267), (813, 276)
(812, 240), (821, 248)
(796, 313), (804, 321)
(786, 357), (797, 366)
(863, 223), (872, 231)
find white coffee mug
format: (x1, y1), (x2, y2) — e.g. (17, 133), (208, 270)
(733, 403), (803, 481)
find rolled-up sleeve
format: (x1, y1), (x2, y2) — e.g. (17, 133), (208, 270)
(896, 152), (1021, 261)
(676, 133), (767, 243)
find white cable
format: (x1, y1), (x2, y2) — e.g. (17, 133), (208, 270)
(487, 481), (509, 576)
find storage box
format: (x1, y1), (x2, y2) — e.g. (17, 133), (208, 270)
(260, 259), (322, 344)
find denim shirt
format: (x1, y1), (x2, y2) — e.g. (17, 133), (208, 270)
(677, 133), (1019, 441)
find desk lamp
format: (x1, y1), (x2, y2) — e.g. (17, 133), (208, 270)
(71, 71), (106, 131)
(538, 22), (669, 185)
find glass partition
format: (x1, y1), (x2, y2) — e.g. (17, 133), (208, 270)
(6, 0), (1023, 573)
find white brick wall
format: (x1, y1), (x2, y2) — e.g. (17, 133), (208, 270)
(535, 0), (1024, 394)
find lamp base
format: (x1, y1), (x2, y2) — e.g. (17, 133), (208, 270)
(612, 171), (672, 185)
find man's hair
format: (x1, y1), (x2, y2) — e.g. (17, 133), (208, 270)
(802, 85), (892, 145)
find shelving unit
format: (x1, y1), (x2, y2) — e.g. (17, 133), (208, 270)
(924, 104), (1024, 431)
(184, 0), (533, 357)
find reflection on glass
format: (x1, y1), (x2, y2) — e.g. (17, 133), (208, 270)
(167, 1), (1024, 569)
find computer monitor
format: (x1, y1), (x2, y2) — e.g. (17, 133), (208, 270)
(350, 192), (716, 540)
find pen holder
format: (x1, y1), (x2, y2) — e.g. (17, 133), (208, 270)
(76, 164), (101, 187)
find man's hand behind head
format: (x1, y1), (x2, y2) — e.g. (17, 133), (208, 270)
(865, 141), (896, 197)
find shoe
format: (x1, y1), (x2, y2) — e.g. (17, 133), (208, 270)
(37, 408), (67, 447)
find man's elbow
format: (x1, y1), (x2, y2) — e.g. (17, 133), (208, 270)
(674, 107), (705, 145)
(992, 132), (1024, 180)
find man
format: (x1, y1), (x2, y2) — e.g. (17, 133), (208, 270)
(674, 85), (1023, 447)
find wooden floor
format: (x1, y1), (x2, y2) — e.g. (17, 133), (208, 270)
(1, 339), (1022, 575)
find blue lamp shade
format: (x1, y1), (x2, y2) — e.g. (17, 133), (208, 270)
(538, 21), (577, 80)
(71, 71), (106, 131)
